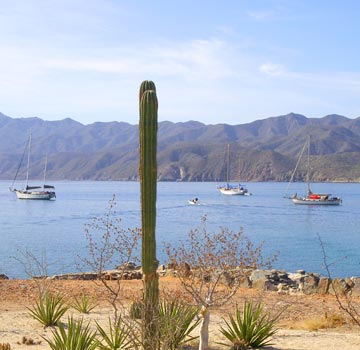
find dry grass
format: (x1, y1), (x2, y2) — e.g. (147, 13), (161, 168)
(287, 312), (347, 331)
(1, 278), (360, 350)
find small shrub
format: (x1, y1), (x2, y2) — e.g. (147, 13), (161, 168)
(96, 317), (134, 350)
(0, 343), (11, 350)
(17, 336), (41, 345)
(129, 300), (143, 319)
(44, 316), (97, 350)
(325, 312), (346, 327)
(71, 294), (97, 314)
(291, 312), (346, 331)
(158, 298), (200, 350)
(219, 300), (278, 348)
(27, 291), (69, 327)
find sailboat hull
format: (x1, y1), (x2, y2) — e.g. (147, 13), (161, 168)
(219, 144), (251, 196)
(219, 186), (248, 195)
(14, 189), (56, 200)
(287, 136), (342, 205)
(10, 134), (56, 201)
(292, 196), (341, 205)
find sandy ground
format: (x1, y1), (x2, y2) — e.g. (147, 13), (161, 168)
(0, 278), (359, 349)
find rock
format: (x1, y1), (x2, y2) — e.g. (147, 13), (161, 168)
(328, 278), (352, 295)
(350, 277), (360, 297)
(0, 274), (9, 280)
(317, 277), (331, 294)
(115, 262), (136, 270)
(252, 278), (278, 292)
(303, 274), (320, 295)
(277, 282), (288, 294)
(250, 269), (270, 282)
(157, 264), (166, 271)
(50, 273), (98, 280)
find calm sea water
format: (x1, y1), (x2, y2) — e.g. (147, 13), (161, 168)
(0, 180), (359, 279)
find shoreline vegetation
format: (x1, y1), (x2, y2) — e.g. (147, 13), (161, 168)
(2, 266), (360, 297)
(0, 276), (360, 350)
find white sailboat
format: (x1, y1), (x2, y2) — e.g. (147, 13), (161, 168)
(289, 136), (341, 205)
(10, 134), (56, 200)
(218, 144), (249, 196)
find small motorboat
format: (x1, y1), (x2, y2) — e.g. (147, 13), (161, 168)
(188, 198), (200, 205)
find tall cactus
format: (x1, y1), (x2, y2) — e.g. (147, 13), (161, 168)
(139, 80), (157, 101)
(139, 81), (159, 350)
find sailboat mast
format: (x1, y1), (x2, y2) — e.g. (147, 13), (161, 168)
(226, 144), (230, 184)
(43, 156), (48, 189)
(25, 133), (32, 189)
(307, 135), (311, 195)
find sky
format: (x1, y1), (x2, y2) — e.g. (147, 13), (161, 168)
(0, 0), (359, 126)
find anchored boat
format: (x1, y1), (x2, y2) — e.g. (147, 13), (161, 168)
(10, 134), (56, 200)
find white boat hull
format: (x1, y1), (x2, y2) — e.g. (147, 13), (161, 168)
(292, 197), (341, 205)
(219, 188), (246, 195)
(11, 135), (56, 201)
(219, 185), (249, 196)
(14, 190), (56, 200)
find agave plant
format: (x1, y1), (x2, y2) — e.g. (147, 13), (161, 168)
(71, 293), (97, 314)
(44, 316), (97, 350)
(158, 298), (200, 350)
(219, 300), (278, 348)
(27, 291), (69, 327)
(96, 317), (135, 350)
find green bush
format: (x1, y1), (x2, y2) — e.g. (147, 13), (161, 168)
(158, 298), (200, 350)
(129, 300), (143, 320)
(96, 317), (134, 350)
(27, 291), (69, 327)
(219, 300), (278, 348)
(44, 316), (97, 350)
(71, 294), (97, 314)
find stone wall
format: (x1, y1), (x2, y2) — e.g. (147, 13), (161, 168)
(248, 269), (360, 297)
(8, 265), (360, 297)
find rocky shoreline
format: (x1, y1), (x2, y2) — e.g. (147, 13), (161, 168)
(2, 264), (359, 297)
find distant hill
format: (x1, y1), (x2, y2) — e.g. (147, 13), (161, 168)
(0, 111), (360, 182)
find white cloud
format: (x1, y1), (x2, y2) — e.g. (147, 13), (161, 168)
(259, 63), (288, 77)
(247, 10), (279, 21)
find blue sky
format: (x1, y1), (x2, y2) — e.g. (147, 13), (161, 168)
(1, 0), (359, 125)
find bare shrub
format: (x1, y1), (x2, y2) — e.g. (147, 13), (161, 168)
(79, 195), (141, 321)
(166, 215), (276, 350)
(318, 234), (360, 327)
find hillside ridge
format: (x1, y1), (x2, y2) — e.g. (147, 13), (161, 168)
(1, 112), (359, 182)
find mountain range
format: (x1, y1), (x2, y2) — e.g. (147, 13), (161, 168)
(1, 111), (360, 182)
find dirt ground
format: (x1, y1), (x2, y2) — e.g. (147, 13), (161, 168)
(0, 277), (360, 349)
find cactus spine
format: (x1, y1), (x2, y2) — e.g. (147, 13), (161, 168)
(139, 81), (159, 350)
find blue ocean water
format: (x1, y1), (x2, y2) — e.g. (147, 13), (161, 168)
(0, 180), (359, 279)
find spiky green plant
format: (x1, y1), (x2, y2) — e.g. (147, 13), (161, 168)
(158, 298), (200, 350)
(27, 291), (69, 327)
(219, 300), (279, 348)
(71, 293), (97, 314)
(139, 81), (159, 350)
(96, 317), (134, 350)
(44, 316), (97, 350)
